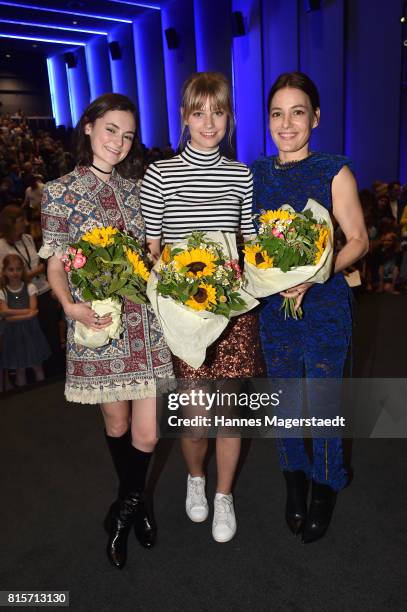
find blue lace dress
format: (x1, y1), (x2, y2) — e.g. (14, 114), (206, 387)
(252, 152), (353, 491)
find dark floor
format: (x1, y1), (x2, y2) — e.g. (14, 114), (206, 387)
(1, 292), (407, 612)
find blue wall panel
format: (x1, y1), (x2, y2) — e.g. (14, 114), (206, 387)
(85, 36), (112, 101)
(108, 24), (138, 107)
(299, 0), (345, 155)
(345, 0), (403, 188)
(65, 47), (90, 126)
(161, 0), (197, 149)
(261, 0), (299, 155)
(133, 11), (169, 148)
(47, 54), (72, 128)
(194, 0), (232, 82)
(232, 0), (264, 164)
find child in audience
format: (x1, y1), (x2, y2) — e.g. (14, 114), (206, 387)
(373, 232), (402, 294)
(0, 253), (50, 386)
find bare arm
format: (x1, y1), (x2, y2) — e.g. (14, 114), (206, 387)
(331, 165), (369, 272)
(146, 238), (162, 262)
(47, 255), (111, 330)
(280, 165), (368, 311)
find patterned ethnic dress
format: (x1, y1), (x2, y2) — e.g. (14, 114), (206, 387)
(252, 153), (353, 491)
(39, 166), (174, 404)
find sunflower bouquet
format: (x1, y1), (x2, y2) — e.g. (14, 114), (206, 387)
(147, 231), (258, 368)
(62, 226), (150, 348)
(243, 199), (333, 319)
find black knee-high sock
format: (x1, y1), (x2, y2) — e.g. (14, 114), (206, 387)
(105, 429), (131, 496)
(126, 445), (153, 493)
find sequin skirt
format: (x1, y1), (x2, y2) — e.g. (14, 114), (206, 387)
(173, 312), (265, 379)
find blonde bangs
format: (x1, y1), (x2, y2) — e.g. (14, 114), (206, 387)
(181, 72), (233, 119)
(180, 72), (235, 148)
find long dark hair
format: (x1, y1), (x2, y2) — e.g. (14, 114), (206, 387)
(267, 72), (320, 115)
(75, 93), (143, 179)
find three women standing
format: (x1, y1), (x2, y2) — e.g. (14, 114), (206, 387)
(252, 72), (368, 542)
(41, 71), (367, 563)
(40, 94), (173, 569)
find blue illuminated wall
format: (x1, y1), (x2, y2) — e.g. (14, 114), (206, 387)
(108, 24), (138, 105)
(133, 11), (168, 148)
(46, 54), (72, 127)
(41, 0), (404, 187)
(65, 47), (90, 126)
(231, 0), (264, 164)
(346, 0), (403, 188)
(299, 1), (345, 155)
(161, 0), (197, 148)
(85, 36), (112, 100)
(261, 0), (299, 155)
(194, 0), (232, 80)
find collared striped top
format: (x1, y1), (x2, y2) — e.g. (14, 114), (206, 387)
(139, 142), (255, 242)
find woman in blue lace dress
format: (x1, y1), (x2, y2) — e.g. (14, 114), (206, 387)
(252, 72), (368, 543)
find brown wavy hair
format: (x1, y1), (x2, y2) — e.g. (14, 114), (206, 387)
(75, 93), (143, 180)
(0, 253), (29, 288)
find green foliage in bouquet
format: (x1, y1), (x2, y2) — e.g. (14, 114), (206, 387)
(61, 226), (150, 304)
(156, 232), (246, 318)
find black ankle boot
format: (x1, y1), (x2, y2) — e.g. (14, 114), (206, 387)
(104, 492), (143, 569)
(283, 470), (308, 536)
(134, 496), (156, 549)
(302, 480), (337, 544)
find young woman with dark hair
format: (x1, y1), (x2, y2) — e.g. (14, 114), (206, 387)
(252, 72), (368, 543)
(140, 72), (264, 544)
(39, 93), (173, 569)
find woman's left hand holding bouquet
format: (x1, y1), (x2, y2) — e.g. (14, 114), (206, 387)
(64, 302), (112, 331)
(280, 281), (314, 313)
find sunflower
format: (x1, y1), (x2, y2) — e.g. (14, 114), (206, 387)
(185, 283), (217, 311)
(259, 209), (296, 225)
(244, 244), (273, 269)
(125, 247), (150, 281)
(161, 244), (171, 264)
(174, 248), (217, 278)
(314, 228), (329, 264)
(82, 226), (118, 247)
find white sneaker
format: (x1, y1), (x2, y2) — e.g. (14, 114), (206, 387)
(212, 493), (236, 543)
(185, 475), (209, 522)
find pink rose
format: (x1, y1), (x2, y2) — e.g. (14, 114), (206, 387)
(72, 253), (87, 269)
(225, 259), (242, 279)
(64, 263), (71, 272)
(271, 228), (280, 237)
(68, 247), (77, 255)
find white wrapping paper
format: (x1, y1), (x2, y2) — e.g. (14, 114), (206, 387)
(147, 232), (259, 369)
(244, 199), (334, 297)
(74, 298), (123, 349)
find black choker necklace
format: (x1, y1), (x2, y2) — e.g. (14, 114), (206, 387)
(91, 164), (112, 174)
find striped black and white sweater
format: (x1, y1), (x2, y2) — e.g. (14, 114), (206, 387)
(140, 142), (255, 242)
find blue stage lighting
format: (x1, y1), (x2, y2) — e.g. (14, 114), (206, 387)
(66, 66), (77, 125)
(0, 18), (108, 35)
(107, 0), (161, 9)
(0, 2), (132, 23)
(46, 57), (61, 126)
(0, 33), (86, 44)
